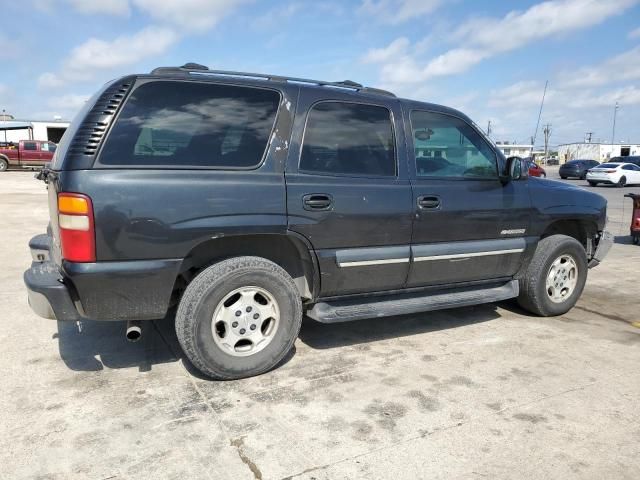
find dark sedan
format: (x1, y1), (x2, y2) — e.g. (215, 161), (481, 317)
(559, 159), (600, 179)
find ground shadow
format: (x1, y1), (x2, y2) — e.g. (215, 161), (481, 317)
(56, 312), (182, 372)
(57, 309), (296, 377)
(298, 303), (503, 350)
(614, 235), (634, 245)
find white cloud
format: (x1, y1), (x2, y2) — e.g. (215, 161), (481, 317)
(66, 0), (130, 16)
(366, 0), (639, 85)
(252, 2), (301, 30)
(359, 0), (443, 24)
(558, 46), (640, 88)
(47, 93), (90, 111)
(627, 26), (640, 39)
(362, 37), (410, 63)
(488, 81), (551, 109)
(38, 26), (179, 89)
(132, 0), (250, 32)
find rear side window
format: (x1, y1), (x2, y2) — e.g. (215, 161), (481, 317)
(99, 81), (280, 168)
(23, 142), (37, 151)
(300, 102), (396, 177)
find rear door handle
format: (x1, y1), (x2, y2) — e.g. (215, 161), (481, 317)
(303, 194), (333, 211)
(417, 195), (441, 209)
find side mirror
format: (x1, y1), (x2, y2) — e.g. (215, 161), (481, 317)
(503, 156), (528, 183)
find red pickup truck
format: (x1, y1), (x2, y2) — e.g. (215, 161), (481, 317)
(0, 140), (57, 171)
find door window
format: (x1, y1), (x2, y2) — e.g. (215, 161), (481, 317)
(23, 142), (37, 151)
(99, 81), (280, 168)
(300, 101), (396, 177)
(411, 111), (497, 179)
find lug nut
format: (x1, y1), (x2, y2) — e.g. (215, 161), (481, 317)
(232, 321), (238, 328)
(246, 306), (252, 313)
(253, 313), (259, 319)
(250, 324), (256, 330)
(235, 310), (241, 317)
(239, 328), (246, 334)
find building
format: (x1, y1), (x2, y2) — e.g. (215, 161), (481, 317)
(557, 143), (640, 163)
(495, 142), (533, 158)
(0, 119), (70, 144)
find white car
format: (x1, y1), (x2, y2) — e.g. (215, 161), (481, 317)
(586, 162), (640, 187)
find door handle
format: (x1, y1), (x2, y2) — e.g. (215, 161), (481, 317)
(303, 194), (333, 211)
(417, 195), (441, 209)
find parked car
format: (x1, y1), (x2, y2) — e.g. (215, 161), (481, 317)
(545, 158), (559, 166)
(527, 160), (546, 178)
(0, 139), (57, 171)
(610, 156), (640, 167)
(586, 162), (640, 187)
(559, 159), (600, 180)
(24, 63), (612, 379)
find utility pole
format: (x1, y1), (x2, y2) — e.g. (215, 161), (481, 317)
(531, 80), (548, 157)
(611, 102), (620, 145)
(487, 120), (492, 138)
(543, 123), (552, 164)
(585, 132), (593, 143)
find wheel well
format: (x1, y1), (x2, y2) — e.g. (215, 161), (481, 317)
(175, 234), (317, 301)
(541, 219), (597, 251)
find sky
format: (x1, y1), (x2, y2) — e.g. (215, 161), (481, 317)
(0, 0), (639, 147)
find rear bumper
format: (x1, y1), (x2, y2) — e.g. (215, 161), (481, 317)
(25, 233), (182, 321)
(588, 230), (613, 268)
(24, 261), (82, 321)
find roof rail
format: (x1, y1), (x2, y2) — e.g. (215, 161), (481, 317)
(150, 63), (396, 97)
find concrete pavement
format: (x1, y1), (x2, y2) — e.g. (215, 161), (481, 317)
(1, 171), (639, 479)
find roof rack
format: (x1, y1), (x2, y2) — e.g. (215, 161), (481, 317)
(150, 63), (396, 98)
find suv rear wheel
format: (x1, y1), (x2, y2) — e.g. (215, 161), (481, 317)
(176, 256), (302, 379)
(517, 235), (587, 316)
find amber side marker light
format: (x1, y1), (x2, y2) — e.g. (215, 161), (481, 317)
(58, 193), (96, 262)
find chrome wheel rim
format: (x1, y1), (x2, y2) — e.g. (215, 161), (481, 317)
(211, 286), (279, 357)
(545, 254), (578, 303)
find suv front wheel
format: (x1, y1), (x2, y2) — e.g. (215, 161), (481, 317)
(176, 256), (302, 379)
(517, 235), (588, 316)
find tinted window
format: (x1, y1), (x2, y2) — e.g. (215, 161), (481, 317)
(100, 81), (280, 168)
(411, 111), (497, 178)
(23, 142), (37, 151)
(598, 163), (619, 168)
(300, 102), (396, 177)
(623, 164), (640, 170)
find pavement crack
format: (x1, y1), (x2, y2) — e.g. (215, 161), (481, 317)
(231, 437), (263, 480)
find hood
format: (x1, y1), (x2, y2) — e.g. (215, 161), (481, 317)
(528, 178), (608, 230)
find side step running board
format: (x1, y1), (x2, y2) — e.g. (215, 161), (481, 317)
(306, 280), (519, 323)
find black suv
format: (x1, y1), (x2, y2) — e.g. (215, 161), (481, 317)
(25, 63), (612, 379)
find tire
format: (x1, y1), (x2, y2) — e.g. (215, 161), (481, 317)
(580, 174), (586, 180)
(517, 234), (588, 317)
(176, 256), (302, 380)
(0, 158), (8, 172)
(541, 173), (546, 178)
(560, 176), (567, 180)
(633, 236), (639, 246)
(588, 181), (598, 187)
(618, 176), (627, 188)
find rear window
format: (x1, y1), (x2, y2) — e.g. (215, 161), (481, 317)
(99, 81), (280, 168)
(300, 101), (396, 177)
(597, 163), (618, 168)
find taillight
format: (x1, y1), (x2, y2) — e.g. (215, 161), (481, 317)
(58, 193), (96, 262)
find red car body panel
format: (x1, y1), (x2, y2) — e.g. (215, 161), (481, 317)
(0, 140), (56, 168)
(528, 163), (546, 177)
